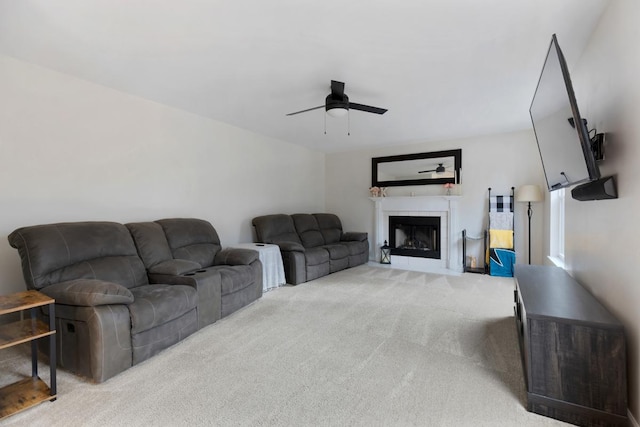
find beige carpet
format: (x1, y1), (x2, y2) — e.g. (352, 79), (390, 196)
(1, 265), (570, 426)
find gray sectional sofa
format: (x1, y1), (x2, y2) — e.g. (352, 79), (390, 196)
(8, 218), (261, 383)
(126, 218), (262, 326)
(252, 213), (368, 285)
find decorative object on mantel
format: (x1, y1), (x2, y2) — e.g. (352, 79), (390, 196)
(380, 240), (391, 264)
(369, 186), (387, 197)
(515, 184), (544, 264)
(443, 182), (454, 196)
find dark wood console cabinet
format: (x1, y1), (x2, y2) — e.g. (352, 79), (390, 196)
(514, 265), (628, 427)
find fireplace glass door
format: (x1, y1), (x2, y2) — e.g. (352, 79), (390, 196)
(388, 216), (441, 259)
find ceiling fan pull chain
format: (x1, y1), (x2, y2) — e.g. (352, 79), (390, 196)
(348, 110), (350, 136)
(324, 112), (327, 135)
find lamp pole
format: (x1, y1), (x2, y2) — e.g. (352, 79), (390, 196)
(516, 184), (543, 265)
(527, 201), (533, 265)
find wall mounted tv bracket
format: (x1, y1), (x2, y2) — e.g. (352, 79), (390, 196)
(567, 117), (616, 201)
(590, 133), (605, 162)
(568, 118), (605, 161)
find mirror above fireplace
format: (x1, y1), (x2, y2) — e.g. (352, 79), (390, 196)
(371, 149), (461, 188)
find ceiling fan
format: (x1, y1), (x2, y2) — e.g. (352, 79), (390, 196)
(286, 80), (388, 117)
(419, 163), (446, 174)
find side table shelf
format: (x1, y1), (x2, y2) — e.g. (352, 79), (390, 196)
(0, 290), (57, 420)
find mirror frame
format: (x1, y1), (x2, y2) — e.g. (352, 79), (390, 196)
(371, 149), (462, 187)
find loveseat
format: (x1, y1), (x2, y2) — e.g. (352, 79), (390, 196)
(252, 213), (368, 285)
(126, 218), (262, 325)
(8, 218), (261, 383)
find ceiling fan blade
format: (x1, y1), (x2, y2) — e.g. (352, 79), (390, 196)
(349, 102), (388, 115)
(286, 105), (324, 116)
(331, 80), (345, 98)
(418, 169), (436, 174)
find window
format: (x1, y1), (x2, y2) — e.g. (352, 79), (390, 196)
(549, 188), (565, 264)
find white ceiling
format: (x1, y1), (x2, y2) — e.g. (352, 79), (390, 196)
(0, 0), (610, 153)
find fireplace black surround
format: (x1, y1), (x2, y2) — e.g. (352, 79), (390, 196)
(389, 216), (441, 259)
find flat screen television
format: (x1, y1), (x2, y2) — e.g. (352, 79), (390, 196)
(530, 34), (600, 191)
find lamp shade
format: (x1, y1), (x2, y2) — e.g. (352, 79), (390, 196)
(515, 185), (544, 203)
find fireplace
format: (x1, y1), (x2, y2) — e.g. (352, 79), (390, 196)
(370, 195), (461, 273)
(389, 216), (441, 259)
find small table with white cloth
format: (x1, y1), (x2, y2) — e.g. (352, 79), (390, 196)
(230, 243), (286, 291)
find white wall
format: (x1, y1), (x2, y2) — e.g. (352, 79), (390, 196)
(0, 55), (325, 295)
(325, 129), (547, 267)
(556, 0), (640, 419)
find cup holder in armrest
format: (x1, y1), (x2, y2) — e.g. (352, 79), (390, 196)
(184, 273), (196, 276)
(196, 269), (207, 273)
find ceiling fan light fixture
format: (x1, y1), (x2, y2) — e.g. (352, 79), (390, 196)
(286, 80), (387, 119)
(327, 107), (348, 118)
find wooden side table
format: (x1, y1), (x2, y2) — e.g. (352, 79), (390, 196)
(0, 290), (57, 419)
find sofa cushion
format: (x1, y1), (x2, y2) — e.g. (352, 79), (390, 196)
(314, 213), (343, 244)
(252, 214), (302, 245)
(128, 284), (197, 334)
(8, 221), (148, 290)
(304, 247), (330, 266)
(156, 218), (222, 268)
(131, 309), (197, 365)
(292, 214), (325, 248)
(49, 256), (148, 290)
(322, 244), (350, 260)
(175, 243), (219, 267)
(42, 279), (134, 306)
(210, 265), (255, 295)
(341, 240), (369, 256)
(126, 222), (174, 268)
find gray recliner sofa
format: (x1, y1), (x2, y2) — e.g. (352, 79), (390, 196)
(126, 218), (262, 326)
(8, 218), (263, 383)
(252, 213), (368, 285)
(8, 221), (199, 383)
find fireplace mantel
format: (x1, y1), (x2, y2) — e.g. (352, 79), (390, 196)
(369, 196), (462, 273)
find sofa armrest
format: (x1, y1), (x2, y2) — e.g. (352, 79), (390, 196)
(214, 248), (259, 266)
(148, 259), (201, 275)
(341, 232), (368, 242)
(41, 279), (134, 306)
(275, 241), (306, 252)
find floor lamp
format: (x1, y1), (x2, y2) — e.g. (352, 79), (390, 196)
(515, 185), (544, 264)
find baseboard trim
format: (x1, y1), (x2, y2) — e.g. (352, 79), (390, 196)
(367, 261), (461, 276)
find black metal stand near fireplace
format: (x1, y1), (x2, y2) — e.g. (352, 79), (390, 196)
(388, 216), (441, 259)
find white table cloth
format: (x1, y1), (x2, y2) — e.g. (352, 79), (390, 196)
(230, 243), (286, 291)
